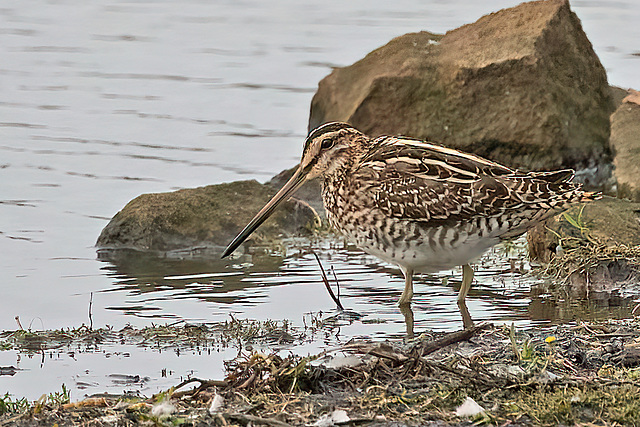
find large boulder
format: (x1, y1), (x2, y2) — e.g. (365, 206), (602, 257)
(96, 180), (318, 254)
(309, 0), (614, 188)
(611, 91), (640, 201)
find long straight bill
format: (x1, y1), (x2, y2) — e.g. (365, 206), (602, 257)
(221, 167), (308, 258)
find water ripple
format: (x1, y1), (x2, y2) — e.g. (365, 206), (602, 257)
(79, 71), (222, 83)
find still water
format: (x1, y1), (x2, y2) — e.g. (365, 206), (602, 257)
(1, 0), (639, 400)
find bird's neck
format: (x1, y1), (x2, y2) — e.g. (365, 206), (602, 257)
(323, 137), (369, 183)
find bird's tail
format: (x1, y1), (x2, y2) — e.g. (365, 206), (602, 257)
(579, 190), (602, 202)
(535, 168), (602, 203)
(528, 169), (575, 183)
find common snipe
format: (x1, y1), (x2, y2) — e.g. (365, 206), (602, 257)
(222, 122), (597, 306)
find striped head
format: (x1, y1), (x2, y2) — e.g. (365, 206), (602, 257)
(222, 122), (367, 258)
(300, 122), (368, 179)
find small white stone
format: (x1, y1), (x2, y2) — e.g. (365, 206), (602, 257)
(313, 409), (350, 426)
(455, 397), (485, 417)
(151, 401), (176, 417)
(208, 394), (224, 414)
(325, 355), (362, 369)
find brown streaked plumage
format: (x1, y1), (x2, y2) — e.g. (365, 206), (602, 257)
(222, 122), (598, 306)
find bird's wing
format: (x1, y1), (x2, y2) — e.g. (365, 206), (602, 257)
(351, 136), (574, 224)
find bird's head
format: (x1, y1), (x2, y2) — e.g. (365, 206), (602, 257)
(221, 122), (366, 258)
(299, 122), (366, 179)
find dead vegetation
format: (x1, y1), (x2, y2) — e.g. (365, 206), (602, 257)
(531, 204), (640, 299)
(4, 318), (640, 426)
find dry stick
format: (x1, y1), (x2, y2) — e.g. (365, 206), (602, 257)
(158, 377), (229, 400)
(419, 322), (492, 357)
(88, 292), (93, 330)
(344, 323), (491, 364)
(0, 413), (26, 427)
(330, 266), (340, 300)
(312, 252), (344, 310)
(420, 358), (499, 388)
(173, 377), (228, 391)
(14, 316), (23, 330)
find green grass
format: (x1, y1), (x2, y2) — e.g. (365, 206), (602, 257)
(0, 384), (70, 416)
(0, 393), (30, 415)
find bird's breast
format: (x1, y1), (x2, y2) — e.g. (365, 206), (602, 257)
(324, 198), (499, 272)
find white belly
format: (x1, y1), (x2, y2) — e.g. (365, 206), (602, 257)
(356, 229), (499, 272)
(330, 213), (503, 272)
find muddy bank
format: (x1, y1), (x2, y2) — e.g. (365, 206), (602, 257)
(3, 318), (640, 426)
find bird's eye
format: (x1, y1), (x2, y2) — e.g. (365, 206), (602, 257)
(321, 138), (334, 150)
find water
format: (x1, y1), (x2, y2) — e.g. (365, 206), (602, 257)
(1, 0), (638, 400)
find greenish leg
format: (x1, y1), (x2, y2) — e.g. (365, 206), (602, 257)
(457, 299), (474, 329)
(399, 304), (415, 340)
(398, 267), (414, 306)
(457, 264), (474, 303)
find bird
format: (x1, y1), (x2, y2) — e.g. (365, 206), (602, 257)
(222, 122), (598, 306)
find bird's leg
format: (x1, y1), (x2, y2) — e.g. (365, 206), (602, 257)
(398, 267), (414, 306)
(457, 264), (474, 303)
(399, 304), (415, 340)
(457, 299), (474, 329)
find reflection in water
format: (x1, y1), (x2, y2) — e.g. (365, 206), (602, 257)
(528, 291), (635, 324)
(97, 239), (637, 336)
(97, 248), (286, 304)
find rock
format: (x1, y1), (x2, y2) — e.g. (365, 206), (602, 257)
(96, 180), (317, 254)
(610, 86), (631, 107)
(309, 0), (614, 188)
(208, 394), (224, 414)
(611, 91), (640, 202)
(313, 410), (350, 427)
(151, 401), (176, 417)
(455, 397), (485, 417)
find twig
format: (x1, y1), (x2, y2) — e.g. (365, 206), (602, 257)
(420, 322), (492, 357)
(157, 377), (228, 400)
(173, 377), (228, 391)
(88, 292), (93, 330)
(330, 266), (340, 300)
(343, 324), (491, 366)
(421, 359), (501, 388)
(14, 316), (23, 331)
(0, 413), (26, 427)
(312, 252), (344, 310)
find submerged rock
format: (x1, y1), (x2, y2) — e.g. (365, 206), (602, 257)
(309, 0), (614, 187)
(96, 180), (317, 254)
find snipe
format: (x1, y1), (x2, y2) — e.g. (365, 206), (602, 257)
(222, 122), (597, 306)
